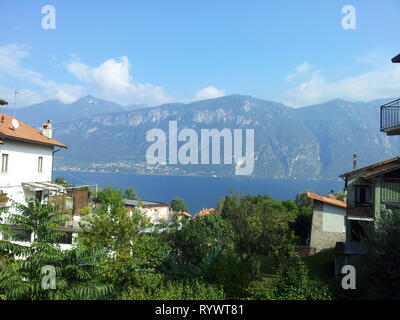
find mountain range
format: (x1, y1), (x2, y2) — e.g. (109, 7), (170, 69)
(1, 94), (398, 179)
(1, 95), (147, 126)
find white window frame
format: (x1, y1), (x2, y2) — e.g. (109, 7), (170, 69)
(38, 156), (43, 173)
(1, 153), (8, 172)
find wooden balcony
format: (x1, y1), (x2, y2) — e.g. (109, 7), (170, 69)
(347, 205), (374, 220)
(0, 193), (8, 207)
(381, 98), (400, 135)
(49, 189), (88, 215)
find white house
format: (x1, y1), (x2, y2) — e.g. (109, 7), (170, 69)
(0, 112), (80, 250)
(123, 199), (173, 224)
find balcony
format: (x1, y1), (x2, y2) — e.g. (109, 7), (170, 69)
(346, 205), (374, 220)
(381, 98), (400, 135)
(0, 193), (7, 207)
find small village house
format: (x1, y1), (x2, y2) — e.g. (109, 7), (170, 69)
(195, 208), (215, 218)
(124, 199), (173, 224)
(339, 156), (400, 241)
(307, 192), (346, 253)
(0, 109), (87, 249)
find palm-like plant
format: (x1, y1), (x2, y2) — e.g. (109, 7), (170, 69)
(16, 244), (113, 300)
(8, 199), (67, 244)
(0, 198), (113, 300)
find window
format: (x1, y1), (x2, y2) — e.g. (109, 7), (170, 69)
(1, 154), (8, 172)
(355, 185), (372, 205)
(2, 228), (31, 242)
(57, 232), (73, 244)
(35, 191), (43, 202)
(38, 156), (43, 173)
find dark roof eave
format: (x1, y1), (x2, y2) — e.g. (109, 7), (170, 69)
(0, 133), (67, 149)
(339, 156), (400, 178)
(391, 53), (400, 63)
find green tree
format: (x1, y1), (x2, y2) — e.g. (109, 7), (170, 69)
(292, 191), (313, 245)
(0, 200), (112, 300)
(79, 187), (169, 296)
(294, 191), (313, 208)
(95, 186), (124, 210)
(248, 257), (332, 300)
(356, 207), (400, 299)
(170, 198), (189, 213)
(120, 186), (137, 200)
(54, 177), (68, 185)
(8, 199), (67, 243)
(162, 214), (230, 279)
(219, 193), (296, 274)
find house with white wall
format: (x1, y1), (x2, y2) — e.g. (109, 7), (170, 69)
(307, 192), (347, 253)
(124, 199), (173, 224)
(0, 112), (81, 250)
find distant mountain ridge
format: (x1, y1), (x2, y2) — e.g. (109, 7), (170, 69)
(1, 95), (148, 127)
(30, 94), (398, 179)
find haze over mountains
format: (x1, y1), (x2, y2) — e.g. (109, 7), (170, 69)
(1, 95), (148, 125)
(1, 94), (398, 179)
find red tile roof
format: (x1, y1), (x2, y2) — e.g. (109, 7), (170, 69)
(178, 211), (192, 218)
(195, 208), (215, 217)
(307, 192), (347, 208)
(0, 113), (67, 148)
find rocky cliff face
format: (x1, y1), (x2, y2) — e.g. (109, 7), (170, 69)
(50, 95), (400, 178)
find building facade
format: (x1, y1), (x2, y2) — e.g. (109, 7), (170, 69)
(0, 113), (84, 249)
(340, 156), (400, 241)
(307, 192), (346, 252)
(124, 199), (173, 224)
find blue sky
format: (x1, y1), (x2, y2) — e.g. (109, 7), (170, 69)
(0, 0), (399, 107)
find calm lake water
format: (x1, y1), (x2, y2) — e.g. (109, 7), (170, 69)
(54, 171), (343, 213)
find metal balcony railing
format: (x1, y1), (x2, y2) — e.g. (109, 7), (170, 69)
(381, 98), (400, 132)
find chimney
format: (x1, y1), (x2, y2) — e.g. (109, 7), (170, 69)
(353, 153), (358, 170)
(328, 190), (335, 199)
(41, 120), (53, 139)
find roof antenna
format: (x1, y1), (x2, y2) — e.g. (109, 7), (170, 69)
(13, 90), (20, 118)
(353, 153), (358, 170)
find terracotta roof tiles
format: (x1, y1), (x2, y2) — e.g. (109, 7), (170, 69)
(307, 192), (347, 208)
(0, 113), (66, 148)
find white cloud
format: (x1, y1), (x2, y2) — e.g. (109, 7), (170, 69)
(195, 86), (225, 101)
(66, 56), (170, 106)
(0, 43), (83, 106)
(283, 61), (400, 107)
(0, 44), (170, 107)
(285, 62), (314, 82)
(0, 44), (42, 81)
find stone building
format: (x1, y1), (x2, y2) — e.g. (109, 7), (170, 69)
(307, 192), (346, 253)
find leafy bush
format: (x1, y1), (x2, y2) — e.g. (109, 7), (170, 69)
(355, 207), (400, 299)
(248, 257), (332, 300)
(119, 276), (225, 300)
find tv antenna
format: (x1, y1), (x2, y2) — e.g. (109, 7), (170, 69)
(13, 90), (19, 118)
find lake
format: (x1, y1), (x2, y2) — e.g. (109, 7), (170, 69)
(54, 171), (344, 213)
